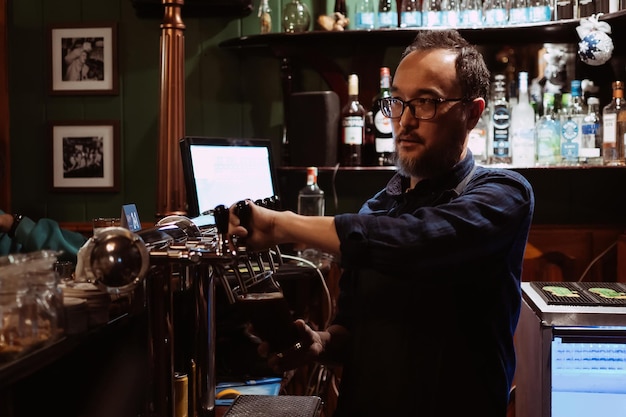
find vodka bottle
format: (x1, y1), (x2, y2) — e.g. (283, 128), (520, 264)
(491, 82), (512, 164)
(355, 0), (377, 29)
(422, 0), (443, 27)
(460, 0), (483, 27)
(484, 0), (508, 26)
(378, 0), (398, 28)
(560, 80), (584, 164)
(511, 72), (536, 167)
(602, 81), (626, 166)
(535, 93), (562, 166)
(298, 167), (325, 216)
(342, 74), (366, 166)
(371, 67), (395, 166)
(580, 97), (602, 161)
(400, 0), (421, 27)
(529, 0), (551, 22)
(508, 0), (530, 24)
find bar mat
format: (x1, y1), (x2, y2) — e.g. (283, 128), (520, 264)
(224, 395), (322, 417)
(530, 281), (626, 307)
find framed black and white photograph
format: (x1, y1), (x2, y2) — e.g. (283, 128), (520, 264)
(49, 23), (118, 95)
(50, 121), (120, 192)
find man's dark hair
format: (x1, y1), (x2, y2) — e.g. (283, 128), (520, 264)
(402, 30), (490, 101)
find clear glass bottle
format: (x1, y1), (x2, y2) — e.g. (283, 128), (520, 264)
(400, 0), (422, 27)
(508, 0), (530, 24)
(580, 96), (602, 161)
(483, 0), (508, 26)
(535, 93), (562, 166)
(282, 0), (311, 33)
(560, 80), (584, 165)
(441, 0), (460, 26)
(529, 0), (551, 23)
(468, 111), (489, 164)
(422, 0), (443, 27)
(371, 67), (395, 166)
(342, 74), (366, 166)
(378, 0), (398, 28)
(602, 81), (626, 166)
(258, 0), (272, 33)
(460, 0), (483, 27)
(511, 72), (536, 167)
(298, 166), (325, 216)
(355, 0), (377, 29)
(490, 81), (512, 164)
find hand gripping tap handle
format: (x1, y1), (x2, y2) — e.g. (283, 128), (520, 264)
(234, 200), (260, 280)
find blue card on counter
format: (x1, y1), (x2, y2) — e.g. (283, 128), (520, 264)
(121, 204), (141, 232)
(215, 377), (282, 405)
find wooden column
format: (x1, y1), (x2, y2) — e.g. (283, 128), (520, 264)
(156, 0), (186, 218)
(0, 0), (10, 211)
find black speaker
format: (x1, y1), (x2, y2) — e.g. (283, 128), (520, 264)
(287, 91), (340, 167)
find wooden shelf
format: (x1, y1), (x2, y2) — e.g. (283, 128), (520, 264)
(219, 10), (626, 49)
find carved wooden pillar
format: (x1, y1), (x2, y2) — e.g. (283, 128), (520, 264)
(156, 0), (186, 218)
(0, 0), (9, 211)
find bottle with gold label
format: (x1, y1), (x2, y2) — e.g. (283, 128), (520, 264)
(341, 74), (365, 166)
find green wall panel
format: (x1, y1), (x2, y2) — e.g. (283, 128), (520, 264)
(8, 0), (279, 223)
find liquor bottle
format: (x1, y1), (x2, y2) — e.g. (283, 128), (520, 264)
(560, 80), (584, 164)
(490, 81), (512, 164)
(580, 96), (602, 161)
(400, 0), (421, 27)
(535, 93), (562, 166)
(422, 0), (443, 27)
(297, 167), (325, 264)
(468, 111), (489, 163)
(460, 0), (483, 27)
(335, 0), (348, 15)
(342, 74), (366, 166)
(363, 110), (377, 166)
(441, 0), (460, 26)
(258, 0), (272, 33)
(602, 81), (626, 166)
(511, 72), (536, 167)
(298, 167), (325, 216)
(484, 0), (508, 26)
(378, 0), (398, 28)
(529, 0), (551, 23)
(355, 0), (377, 29)
(371, 67), (395, 166)
(508, 0), (530, 24)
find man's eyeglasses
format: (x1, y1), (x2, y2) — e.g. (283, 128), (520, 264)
(378, 97), (469, 120)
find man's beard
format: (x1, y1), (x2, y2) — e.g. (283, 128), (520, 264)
(395, 142), (462, 179)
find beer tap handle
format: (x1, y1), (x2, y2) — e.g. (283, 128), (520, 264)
(214, 204), (248, 294)
(235, 200), (252, 241)
(213, 204), (230, 245)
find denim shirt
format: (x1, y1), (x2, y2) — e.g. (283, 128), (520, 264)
(332, 153), (535, 417)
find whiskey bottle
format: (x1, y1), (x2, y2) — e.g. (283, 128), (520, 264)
(341, 74), (365, 166)
(602, 81), (626, 166)
(371, 67), (395, 166)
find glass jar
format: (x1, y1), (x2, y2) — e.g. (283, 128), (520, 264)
(282, 0), (311, 33)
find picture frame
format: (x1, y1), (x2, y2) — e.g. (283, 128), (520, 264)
(50, 121), (120, 192)
(49, 23), (118, 95)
